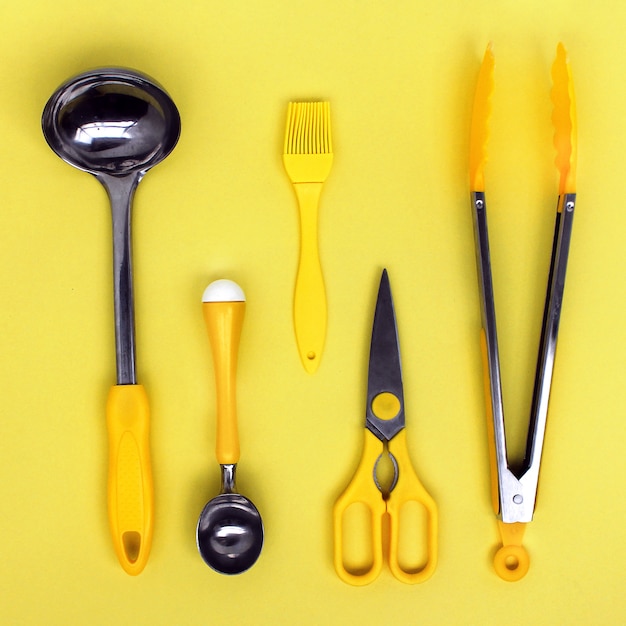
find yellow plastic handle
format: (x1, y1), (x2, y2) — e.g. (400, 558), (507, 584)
(293, 182), (327, 374)
(494, 521), (529, 581)
(106, 384), (153, 575)
(333, 429), (386, 585)
(203, 300), (245, 465)
(387, 430), (438, 584)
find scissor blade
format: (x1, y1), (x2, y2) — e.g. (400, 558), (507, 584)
(366, 269), (405, 441)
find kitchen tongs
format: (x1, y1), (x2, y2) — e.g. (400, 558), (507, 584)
(469, 43), (577, 581)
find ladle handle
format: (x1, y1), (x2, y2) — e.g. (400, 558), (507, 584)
(203, 300), (245, 465)
(106, 384), (153, 575)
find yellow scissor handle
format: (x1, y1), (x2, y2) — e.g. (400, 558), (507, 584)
(386, 430), (438, 584)
(333, 429), (386, 585)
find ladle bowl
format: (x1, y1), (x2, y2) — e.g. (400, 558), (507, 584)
(42, 68), (180, 177)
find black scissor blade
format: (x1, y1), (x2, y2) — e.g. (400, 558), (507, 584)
(366, 269), (405, 441)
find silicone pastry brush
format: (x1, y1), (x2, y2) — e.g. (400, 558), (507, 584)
(283, 102), (334, 373)
(469, 43), (577, 581)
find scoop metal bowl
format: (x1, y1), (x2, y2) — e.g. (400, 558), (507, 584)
(197, 463), (264, 574)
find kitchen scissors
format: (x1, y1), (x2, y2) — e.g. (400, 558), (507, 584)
(333, 269), (438, 585)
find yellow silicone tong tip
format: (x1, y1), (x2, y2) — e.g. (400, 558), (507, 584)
(551, 42), (577, 195)
(469, 43), (495, 192)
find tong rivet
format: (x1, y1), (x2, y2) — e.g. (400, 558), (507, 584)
(475, 199), (484, 209)
(513, 494), (523, 504)
(565, 201), (575, 211)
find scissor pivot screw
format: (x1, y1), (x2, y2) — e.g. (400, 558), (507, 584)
(513, 494), (523, 504)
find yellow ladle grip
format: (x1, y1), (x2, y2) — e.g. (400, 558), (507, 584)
(203, 300), (245, 465)
(106, 383), (153, 575)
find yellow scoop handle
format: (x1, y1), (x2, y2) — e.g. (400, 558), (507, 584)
(203, 294), (245, 465)
(106, 384), (153, 575)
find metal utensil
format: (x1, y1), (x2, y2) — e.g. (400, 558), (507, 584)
(469, 43), (577, 581)
(42, 68), (181, 575)
(196, 280), (264, 575)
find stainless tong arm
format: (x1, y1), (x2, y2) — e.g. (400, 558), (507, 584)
(471, 192), (576, 523)
(471, 191), (528, 521)
(524, 193), (576, 498)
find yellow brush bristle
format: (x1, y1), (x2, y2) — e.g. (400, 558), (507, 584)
(551, 43), (577, 195)
(284, 102), (332, 155)
(469, 43), (495, 192)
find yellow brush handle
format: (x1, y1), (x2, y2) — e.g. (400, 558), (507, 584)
(106, 384), (153, 575)
(293, 182), (327, 374)
(386, 430), (438, 584)
(333, 429), (386, 585)
(203, 300), (245, 465)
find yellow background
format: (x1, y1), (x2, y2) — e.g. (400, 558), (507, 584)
(1, 1), (624, 624)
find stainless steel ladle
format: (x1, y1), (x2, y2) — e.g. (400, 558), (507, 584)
(42, 68), (180, 575)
